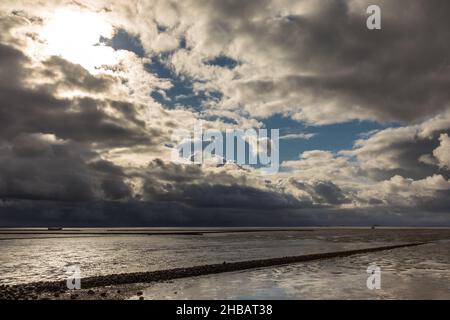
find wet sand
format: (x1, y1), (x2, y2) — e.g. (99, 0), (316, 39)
(135, 240), (450, 300)
(0, 242), (426, 300)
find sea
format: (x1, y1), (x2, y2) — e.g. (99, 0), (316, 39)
(1, 228), (449, 299)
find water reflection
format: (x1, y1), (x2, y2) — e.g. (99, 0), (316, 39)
(137, 240), (450, 300)
(1, 229), (449, 289)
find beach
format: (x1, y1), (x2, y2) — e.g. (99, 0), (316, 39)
(0, 228), (449, 300)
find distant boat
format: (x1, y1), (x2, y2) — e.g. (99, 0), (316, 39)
(47, 227), (63, 231)
(371, 225), (377, 230)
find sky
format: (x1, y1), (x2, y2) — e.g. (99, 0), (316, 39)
(0, 0), (450, 227)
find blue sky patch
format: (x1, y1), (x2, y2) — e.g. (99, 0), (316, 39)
(263, 114), (395, 161)
(100, 29), (145, 57)
(205, 55), (239, 69)
(146, 56), (222, 111)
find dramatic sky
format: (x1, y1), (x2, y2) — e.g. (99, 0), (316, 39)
(1, 0), (450, 226)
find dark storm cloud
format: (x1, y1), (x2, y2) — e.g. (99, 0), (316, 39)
(42, 56), (116, 93)
(191, 0), (450, 123)
(0, 39), (147, 204)
(0, 43), (26, 86)
(0, 43), (152, 148)
(0, 135), (134, 202)
(124, 159), (313, 210)
(310, 181), (351, 205)
(1, 199), (449, 227)
(416, 189), (450, 212)
(0, 31), (167, 211)
(360, 136), (441, 181)
(347, 125), (450, 181)
(100, 178), (132, 200)
(88, 159), (126, 176)
(109, 100), (147, 127)
(145, 181), (308, 210)
(181, 184), (302, 209)
(0, 136), (95, 201)
(290, 179), (351, 206)
(0, 89), (151, 147)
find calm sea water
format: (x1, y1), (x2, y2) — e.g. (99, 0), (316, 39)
(1, 228), (449, 299)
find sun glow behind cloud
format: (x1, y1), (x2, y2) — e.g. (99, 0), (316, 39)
(41, 9), (116, 71)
